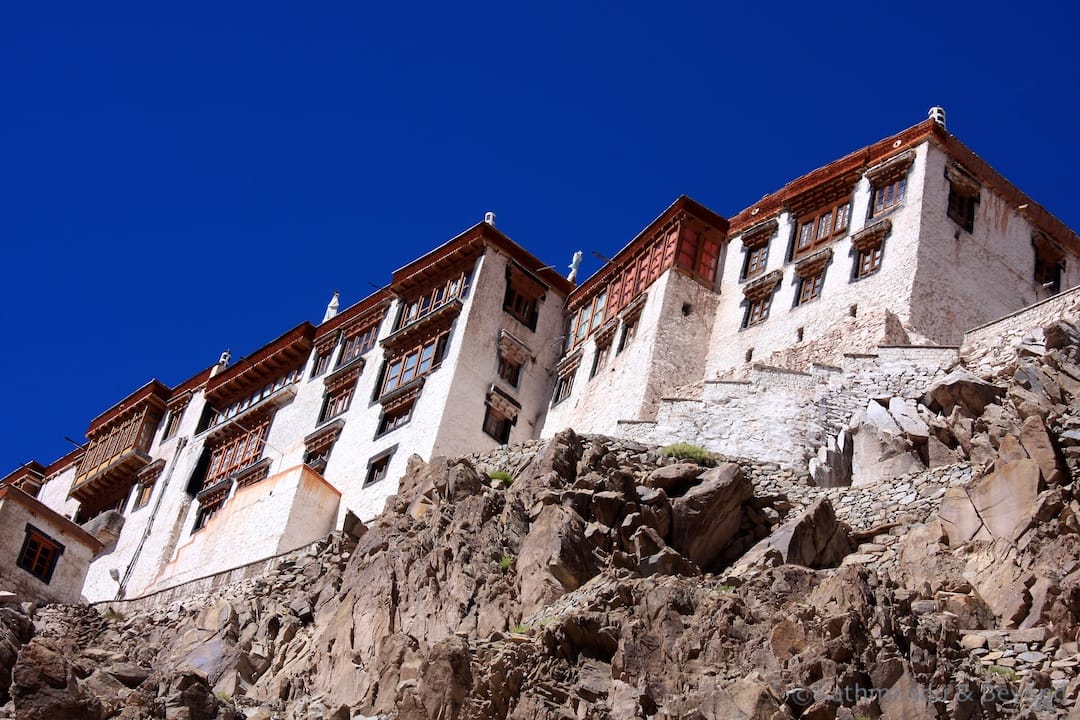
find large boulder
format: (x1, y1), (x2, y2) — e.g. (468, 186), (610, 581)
(938, 459), (1041, 545)
(10, 638), (105, 720)
(516, 505), (597, 617)
(762, 497), (852, 568)
(923, 367), (1006, 417)
(668, 463), (754, 569)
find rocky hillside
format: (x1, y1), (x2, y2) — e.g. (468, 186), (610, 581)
(5, 320), (1080, 720)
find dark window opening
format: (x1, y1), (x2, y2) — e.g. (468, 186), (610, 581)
(616, 319), (637, 354)
(482, 407), (514, 444)
(590, 343), (611, 378)
(947, 187), (977, 232)
(497, 356), (523, 388)
(364, 451), (394, 488)
(17, 526), (63, 584)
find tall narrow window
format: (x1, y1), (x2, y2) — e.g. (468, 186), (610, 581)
(482, 408), (513, 443)
(1033, 233), (1065, 295)
(945, 165), (980, 233)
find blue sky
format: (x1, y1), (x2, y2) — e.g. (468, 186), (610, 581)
(2, 1), (1078, 470)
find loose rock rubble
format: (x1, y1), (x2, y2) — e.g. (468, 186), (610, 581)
(3, 319), (1080, 719)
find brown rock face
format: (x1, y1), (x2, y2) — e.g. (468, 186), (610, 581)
(516, 505), (598, 617)
(739, 497), (853, 571)
(669, 462), (754, 569)
(10, 638), (105, 720)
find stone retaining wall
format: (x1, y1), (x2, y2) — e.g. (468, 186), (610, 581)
(962, 284), (1080, 376)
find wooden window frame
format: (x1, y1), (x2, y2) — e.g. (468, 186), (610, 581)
(794, 198), (851, 260)
(380, 331), (450, 396)
(745, 245), (769, 279)
(17, 526), (63, 584)
(871, 177), (907, 218)
(376, 401), (414, 437)
(396, 270), (472, 331)
(856, 246), (884, 278)
(590, 341), (611, 378)
(497, 355), (523, 388)
(320, 383), (355, 423)
(745, 296), (772, 327)
(203, 418), (270, 490)
(338, 324), (379, 368)
(945, 165), (980, 233)
(797, 272), (824, 305)
(947, 190), (977, 232)
(1033, 233), (1066, 294)
(313, 349), (334, 377)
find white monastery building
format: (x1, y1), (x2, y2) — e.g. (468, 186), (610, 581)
(4, 109), (1079, 603)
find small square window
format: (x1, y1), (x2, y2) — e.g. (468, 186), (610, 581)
(364, 451), (394, 487)
(17, 526), (63, 584)
(855, 245), (884, 278)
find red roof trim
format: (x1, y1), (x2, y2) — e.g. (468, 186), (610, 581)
(567, 195), (729, 307)
(86, 380), (172, 436)
(728, 119), (940, 235)
(204, 322), (316, 397)
(315, 289), (393, 342)
(391, 222), (574, 298)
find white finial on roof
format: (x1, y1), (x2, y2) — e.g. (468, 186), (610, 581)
(322, 291), (340, 323)
(567, 250), (583, 284)
(928, 106), (946, 128)
(484, 211), (496, 226)
(211, 348), (231, 377)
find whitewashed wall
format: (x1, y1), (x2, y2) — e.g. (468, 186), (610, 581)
(153, 465), (338, 591)
(908, 142), (1080, 344)
(704, 143), (931, 375)
(432, 247), (566, 456)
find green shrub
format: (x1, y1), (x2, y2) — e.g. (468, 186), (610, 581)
(498, 555), (514, 572)
(490, 470), (514, 487)
(986, 665), (1018, 681)
(661, 443), (718, 467)
(715, 583), (736, 594)
(511, 624), (530, 634)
